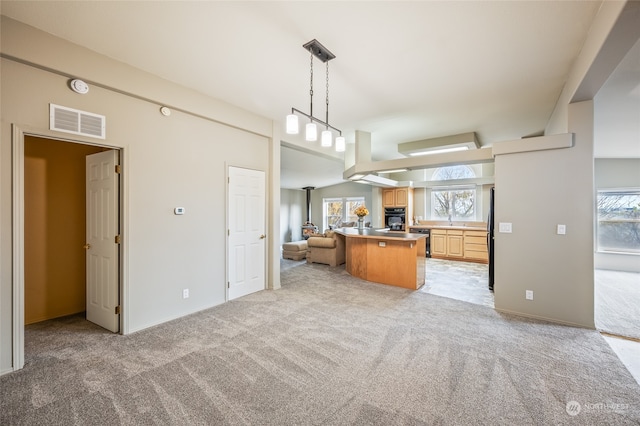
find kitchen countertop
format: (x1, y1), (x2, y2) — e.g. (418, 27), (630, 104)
(408, 225), (487, 232)
(336, 228), (428, 241)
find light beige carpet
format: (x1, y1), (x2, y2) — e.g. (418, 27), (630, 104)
(595, 269), (640, 340)
(1, 262), (639, 424)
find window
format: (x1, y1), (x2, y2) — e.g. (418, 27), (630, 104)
(432, 165), (475, 181)
(430, 166), (476, 221)
(323, 197), (366, 230)
(431, 186), (476, 221)
(597, 189), (640, 254)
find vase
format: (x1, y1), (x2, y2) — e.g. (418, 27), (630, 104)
(357, 217), (364, 229)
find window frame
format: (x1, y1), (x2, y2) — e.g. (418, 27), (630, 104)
(596, 188), (640, 255)
(430, 185), (477, 222)
(429, 166), (478, 222)
(322, 196), (366, 231)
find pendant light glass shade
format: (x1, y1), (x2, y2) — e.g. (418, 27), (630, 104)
(286, 114), (299, 134)
(335, 136), (346, 152)
(305, 123), (318, 141)
(321, 130), (332, 147)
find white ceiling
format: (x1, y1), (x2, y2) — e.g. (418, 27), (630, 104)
(2, 1), (637, 190)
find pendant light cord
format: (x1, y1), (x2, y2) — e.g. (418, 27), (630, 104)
(325, 61), (330, 127)
(309, 52), (314, 120)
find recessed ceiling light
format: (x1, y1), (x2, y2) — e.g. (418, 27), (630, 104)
(398, 132), (479, 157)
(409, 146), (469, 156)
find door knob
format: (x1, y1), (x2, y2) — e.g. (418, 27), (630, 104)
(83, 244), (91, 249)
(259, 234), (266, 239)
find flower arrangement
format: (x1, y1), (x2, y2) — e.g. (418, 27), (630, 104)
(354, 205), (369, 218)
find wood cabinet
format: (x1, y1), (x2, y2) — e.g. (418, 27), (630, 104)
(446, 230), (464, 258)
(431, 229), (447, 256)
(343, 230), (427, 290)
(395, 188), (409, 206)
(382, 187), (412, 208)
(463, 230), (489, 262)
(430, 228), (488, 264)
(382, 189), (396, 207)
(431, 228), (463, 258)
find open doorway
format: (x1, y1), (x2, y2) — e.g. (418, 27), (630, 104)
(24, 135), (121, 341)
(592, 37), (640, 343)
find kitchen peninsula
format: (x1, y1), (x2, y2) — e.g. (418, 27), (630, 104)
(336, 228), (428, 290)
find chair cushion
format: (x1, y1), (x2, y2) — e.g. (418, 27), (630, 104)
(307, 236), (336, 248)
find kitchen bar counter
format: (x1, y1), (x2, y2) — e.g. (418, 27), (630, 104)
(408, 225), (487, 232)
(337, 227), (429, 240)
(335, 228), (428, 290)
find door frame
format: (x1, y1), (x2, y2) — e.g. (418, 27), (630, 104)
(11, 124), (127, 371)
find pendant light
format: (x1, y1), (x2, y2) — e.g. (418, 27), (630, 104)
(306, 122), (318, 141)
(286, 39), (344, 151)
(321, 130), (332, 147)
(286, 114), (299, 134)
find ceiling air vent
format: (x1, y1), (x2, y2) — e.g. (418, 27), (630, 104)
(49, 104), (106, 139)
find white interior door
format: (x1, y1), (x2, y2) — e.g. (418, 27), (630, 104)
(228, 166), (266, 300)
(86, 150), (119, 332)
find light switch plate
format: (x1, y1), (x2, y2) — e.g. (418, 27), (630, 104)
(499, 222), (512, 233)
(557, 224), (566, 235)
(174, 207), (185, 215)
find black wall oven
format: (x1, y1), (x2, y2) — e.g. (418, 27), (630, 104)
(384, 207), (406, 231)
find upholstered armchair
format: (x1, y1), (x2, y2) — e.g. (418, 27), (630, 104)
(306, 231), (346, 267)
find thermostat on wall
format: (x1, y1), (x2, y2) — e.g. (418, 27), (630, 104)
(174, 207), (185, 215)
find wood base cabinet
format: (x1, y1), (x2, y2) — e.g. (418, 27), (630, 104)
(343, 231), (427, 290)
(463, 230), (489, 262)
(431, 230), (447, 257)
(430, 228), (488, 264)
(431, 229), (463, 258)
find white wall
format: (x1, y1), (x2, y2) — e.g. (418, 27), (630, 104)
(280, 189), (305, 244)
(1, 17), (279, 373)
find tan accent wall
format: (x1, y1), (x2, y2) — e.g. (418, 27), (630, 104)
(24, 136), (105, 324)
